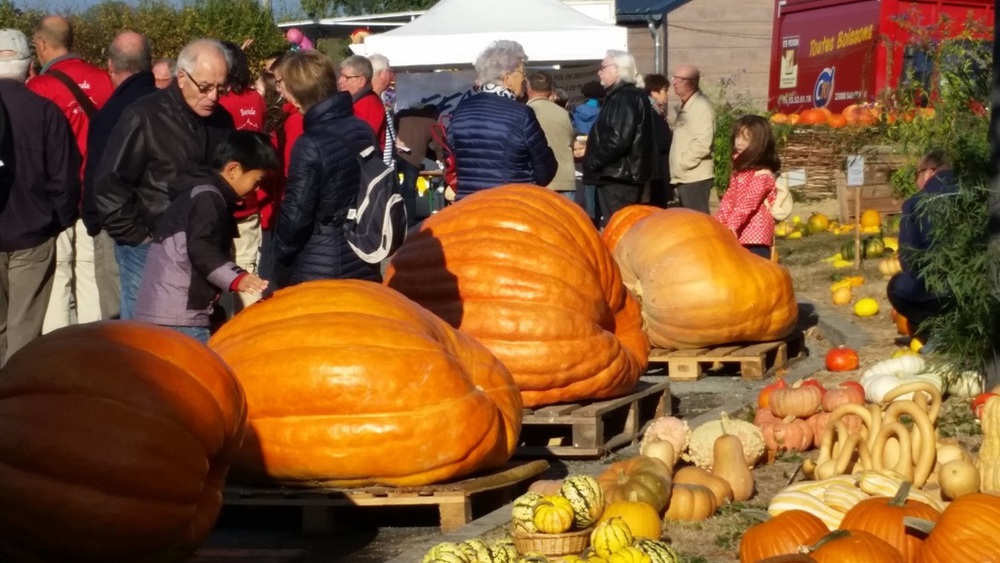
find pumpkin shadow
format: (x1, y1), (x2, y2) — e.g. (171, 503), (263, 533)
(386, 226), (463, 327)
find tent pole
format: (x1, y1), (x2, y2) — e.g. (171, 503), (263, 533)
(647, 16), (663, 75)
(986, 0), (1000, 389)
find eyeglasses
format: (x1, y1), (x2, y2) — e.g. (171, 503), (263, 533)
(671, 75), (694, 82)
(340, 74), (363, 80)
(180, 69), (229, 95)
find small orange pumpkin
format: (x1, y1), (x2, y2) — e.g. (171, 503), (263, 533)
(759, 415), (815, 453)
(798, 108), (829, 125)
(827, 113), (848, 128)
(821, 382), (866, 412)
(769, 381), (823, 418)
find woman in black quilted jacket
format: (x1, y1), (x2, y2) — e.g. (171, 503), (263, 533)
(271, 50), (381, 287)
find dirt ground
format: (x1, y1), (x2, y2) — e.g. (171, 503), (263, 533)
(196, 198), (984, 563)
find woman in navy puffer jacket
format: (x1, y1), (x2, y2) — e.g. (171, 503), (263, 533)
(272, 51), (380, 287)
(447, 40), (556, 199)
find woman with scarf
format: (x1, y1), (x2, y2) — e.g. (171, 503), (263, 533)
(446, 40), (556, 199)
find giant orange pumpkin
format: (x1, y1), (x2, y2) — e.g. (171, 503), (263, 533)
(209, 280), (522, 487)
(384, 185), (649, 407)
(613, 208), (798, 350)
(0, 322), (247, 562)
(602, 204), (661, 252)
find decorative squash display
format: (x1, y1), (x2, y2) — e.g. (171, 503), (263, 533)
(977, 394), (1000, 492)
(384, 184), (649, 407)
(0, 322), (248, 562)
(825, 346), (860, 372)
(597, 456), (673, 512)
(839, 482), (939, 562)
(739, 510), (829, 563)
(821, 382), (866, 412)
(769, 382), (824, 418)
(533, 495), (575, 534)
(759, 415), (815, 453)
(513, 492), (545, 534)
(612, 208), (798, 350)
(908, 493), (1000, 562)
(209, 280), (522, 487)
(591, 517), (635, 557)
(561, 475), (606, 528)
(664, 484), (718, 522)
(602, 205), (661, 252)
(632, 538), (680, 563)
(672, 466), (733, 506)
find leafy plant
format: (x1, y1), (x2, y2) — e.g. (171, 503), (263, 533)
(706, 71), (765, 197)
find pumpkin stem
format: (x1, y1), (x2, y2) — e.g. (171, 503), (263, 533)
(719, 412), (730, 435)
(800, 530), (850, 553)
(740, 509), (772, 523)
(890, 481), (913, 507)
(903, 516), (937, 535)
(782, 415), (796, 424)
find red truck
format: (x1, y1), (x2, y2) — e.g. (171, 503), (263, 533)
(768, 0), (994, 114)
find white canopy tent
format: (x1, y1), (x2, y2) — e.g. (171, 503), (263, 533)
(349, 0), (628, 69)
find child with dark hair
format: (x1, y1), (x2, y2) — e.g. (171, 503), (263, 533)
(134, 131), (279, 343)
(714, 115), (782, 260)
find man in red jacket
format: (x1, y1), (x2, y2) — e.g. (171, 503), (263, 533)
(337, 55), (386, 152)
(28, 15), (114, 330)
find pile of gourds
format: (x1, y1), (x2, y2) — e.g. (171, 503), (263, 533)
(754, 378), (852, 455)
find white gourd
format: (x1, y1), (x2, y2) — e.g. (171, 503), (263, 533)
(860, 356), (943, 403)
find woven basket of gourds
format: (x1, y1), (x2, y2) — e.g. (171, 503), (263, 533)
(511, 526), (591, 557)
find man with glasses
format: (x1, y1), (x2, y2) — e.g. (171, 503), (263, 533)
(27, 15), (114, 332)
(337, 55), (387, 156)
(887, 149), (957, 346)
(583, 50), (655, 226)
(668, 65), (715, 214)
(95, 38), (234, 319)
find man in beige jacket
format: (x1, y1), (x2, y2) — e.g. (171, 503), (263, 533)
(668, 65), (715, 213)
(526, 71), (576, 198)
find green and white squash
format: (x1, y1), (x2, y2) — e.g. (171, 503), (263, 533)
(423, 541), (473, 563)
(512, 492), (544, 534)
(560, 475), (605, 528)
(488, 540), (517, 563)
(633, 538), (680, 563)
(459, 539), (492, 561)
(590, 517), (634, 558)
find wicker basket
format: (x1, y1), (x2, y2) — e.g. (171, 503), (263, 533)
(511, 525), (592, 557)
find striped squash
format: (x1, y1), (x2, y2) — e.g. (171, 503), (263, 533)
(533, 496), (575, 534)
(561, 475), (605, 527)
(512, 492), (544, 534)
(459, 539), (492, 561)
(591, 517), (634, 557)
(422, 542), (473, 563)
(488, 541), (518, 563)
(633, 539), (680, 563)
(607, 546), (652, 563)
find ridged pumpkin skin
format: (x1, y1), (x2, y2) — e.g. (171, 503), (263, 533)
(602, 205), (661, 252)
(0, 322), (247, 562)
(209, 280), (522, 487)
(739, 510), (829, 563)
(915, 493), (1000, 563)
(840, 485), (939, 562)
(613, 208), (798, 349)
(384, 184), (649, 407)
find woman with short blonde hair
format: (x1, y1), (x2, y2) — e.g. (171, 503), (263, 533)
(275, 50), (337, 114)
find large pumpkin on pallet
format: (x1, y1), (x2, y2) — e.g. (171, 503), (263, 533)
(613, 208), (798, 350)
(0, 322), (247, 562)
(384, 184), (649, 407)
(209, 280), (522, 487)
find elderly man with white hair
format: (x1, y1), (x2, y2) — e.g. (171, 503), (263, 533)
(368, 53), (396, 166)
(583, 49), (656, 226)
(95, 38), (234, 319)
(0, 29), (79, 365)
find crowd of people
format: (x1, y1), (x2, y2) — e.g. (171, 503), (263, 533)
(0, 18), (846, 364)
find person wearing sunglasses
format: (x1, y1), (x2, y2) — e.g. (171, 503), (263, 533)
(94, 38), (235, 320)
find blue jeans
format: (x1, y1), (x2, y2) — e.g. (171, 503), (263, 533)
(114, 242), (150, 320)
(167, 325), (210, 344)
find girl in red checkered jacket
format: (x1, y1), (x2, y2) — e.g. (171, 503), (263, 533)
(714, 115), (781, 260)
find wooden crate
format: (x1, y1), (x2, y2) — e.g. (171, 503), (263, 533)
(648, 332), (805, 382)
(515, 377), (670, 458)
(222, 460), (549, 533)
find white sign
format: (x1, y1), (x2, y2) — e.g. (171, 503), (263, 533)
(846, 155), (865, 186)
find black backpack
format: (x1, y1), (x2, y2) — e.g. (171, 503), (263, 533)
(329, 128), (407, 264)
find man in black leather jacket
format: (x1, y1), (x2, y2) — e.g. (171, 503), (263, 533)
(584, 50), (655, 227)
(95, 38), (233, 319)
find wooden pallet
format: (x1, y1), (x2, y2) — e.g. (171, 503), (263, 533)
(222, 459), (549, 533)
(515, 377), (670, 458)
(648, 332), (805, 382)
